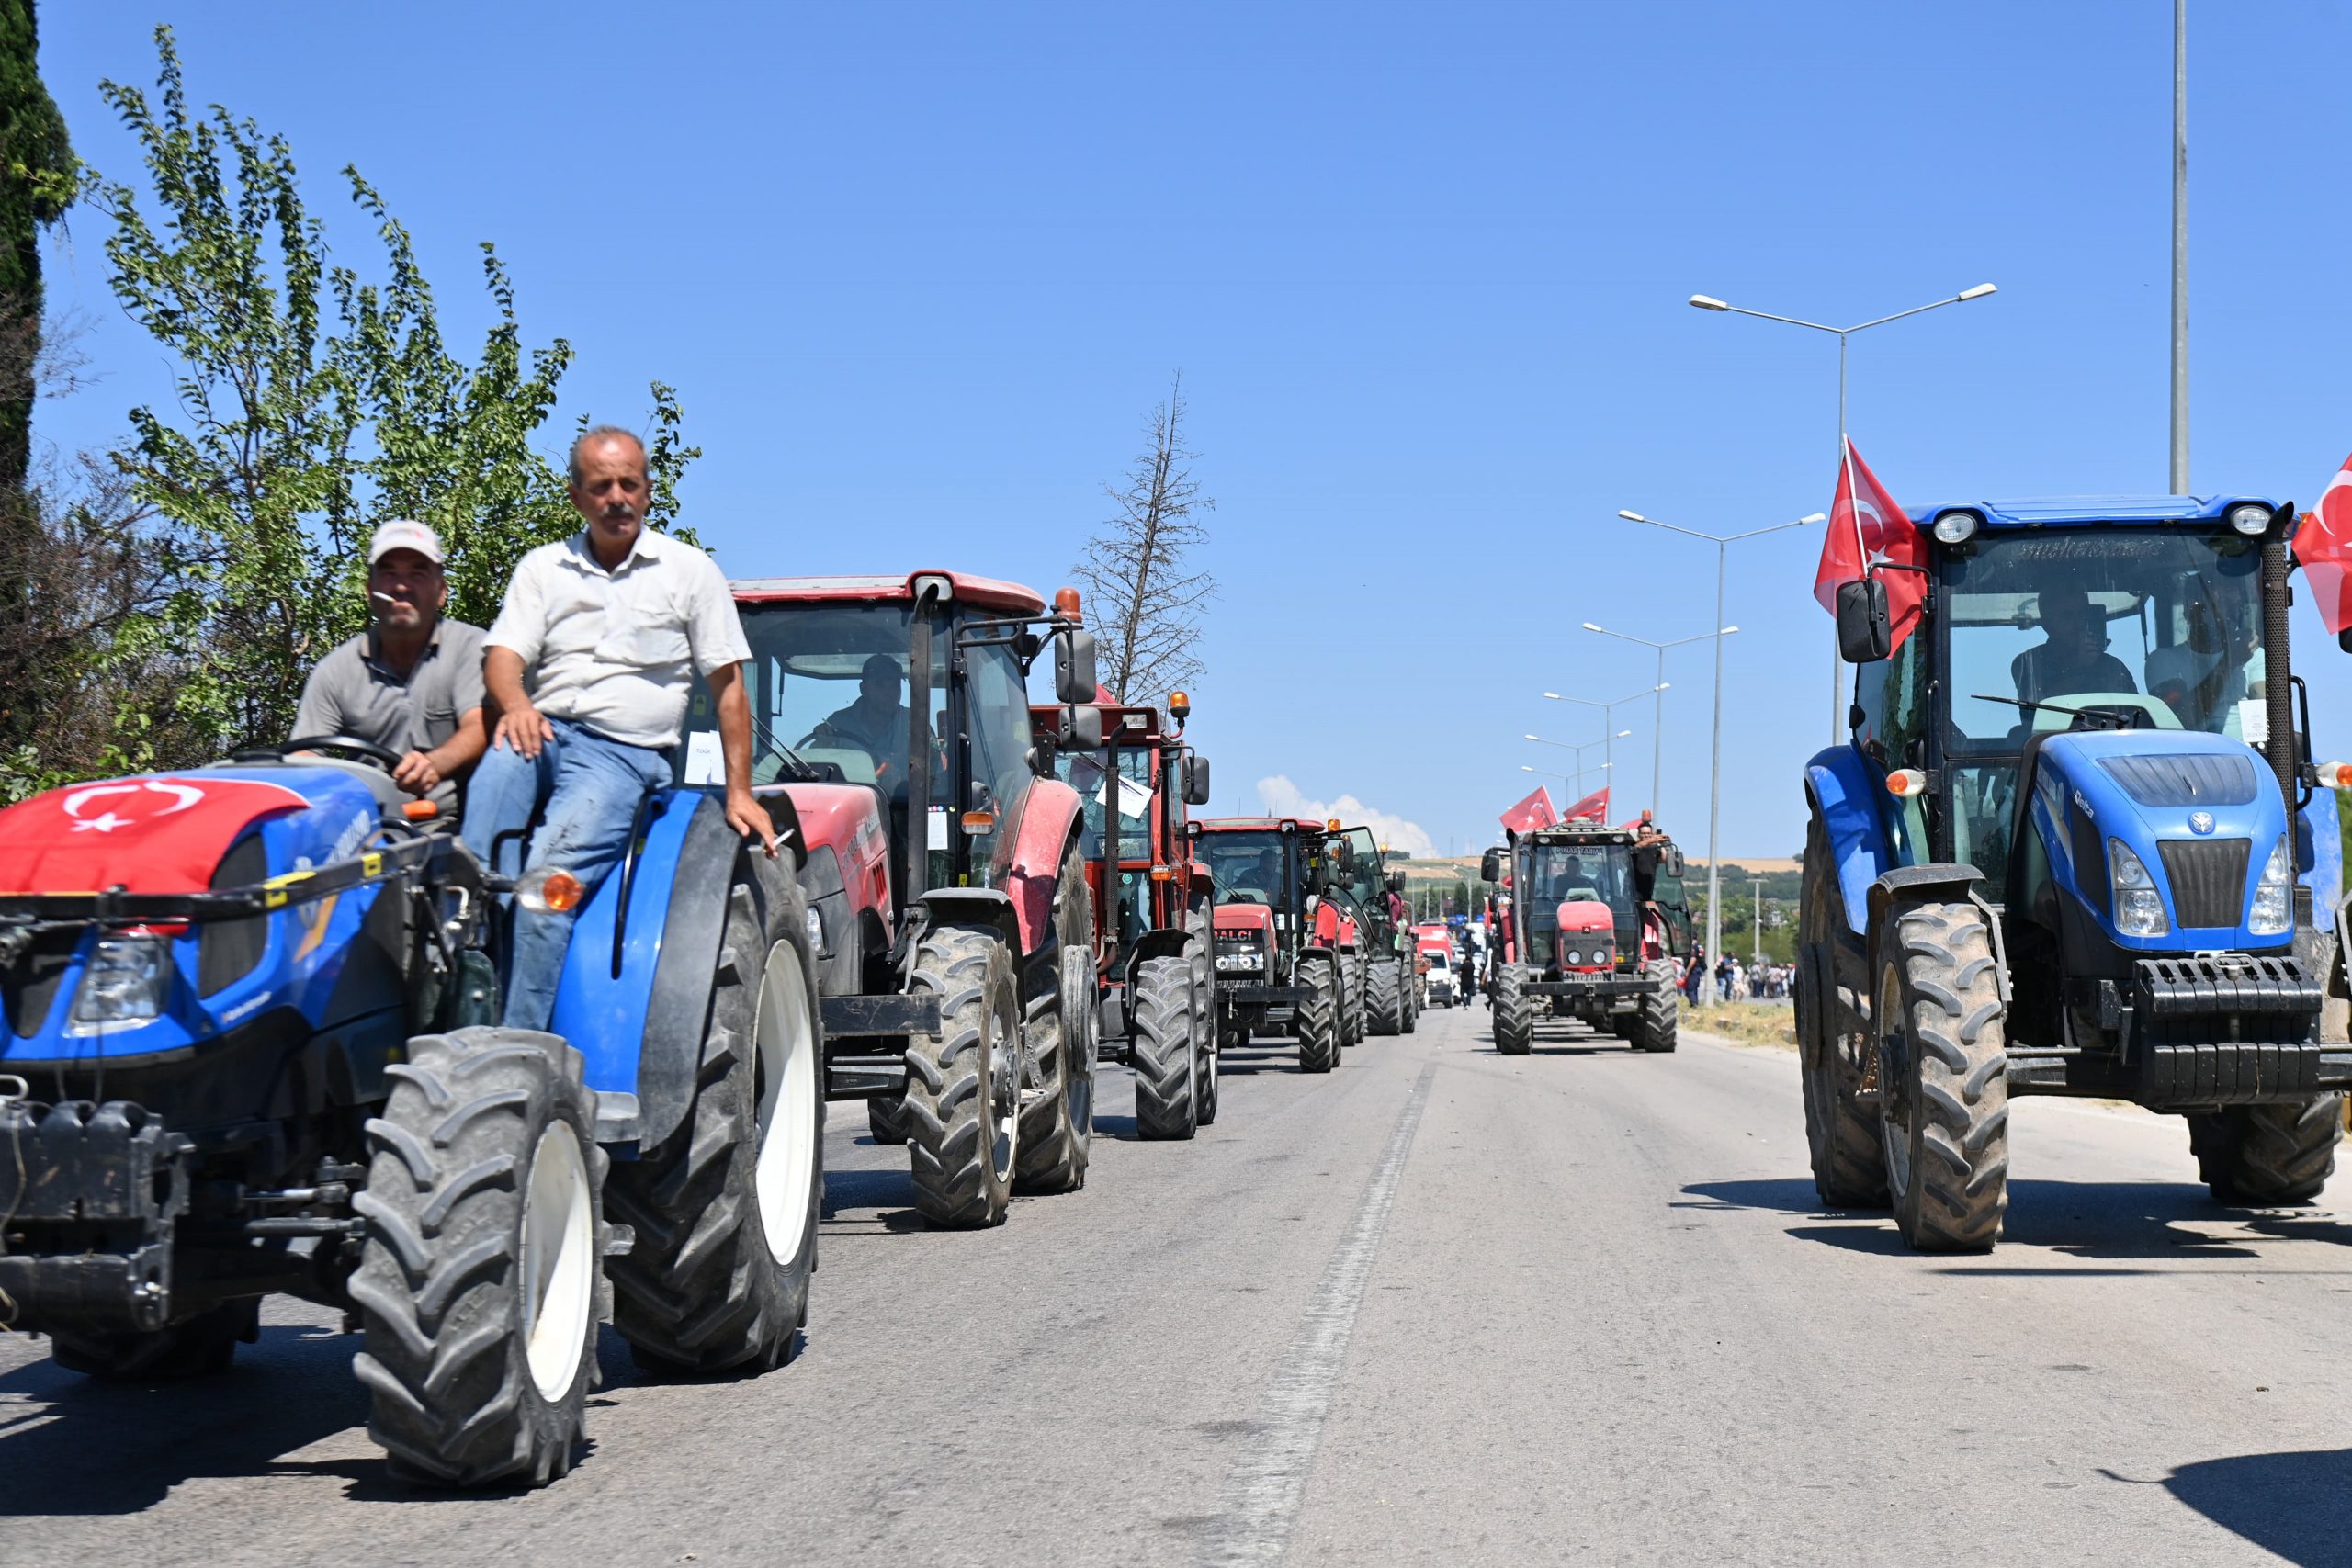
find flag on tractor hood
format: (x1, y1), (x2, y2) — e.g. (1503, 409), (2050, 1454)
(2301, 454), (2352, 636)
(1499, 786), (1557, 834)
(1563, 786), (1609, 824)
(1816, 438), (1928, 652)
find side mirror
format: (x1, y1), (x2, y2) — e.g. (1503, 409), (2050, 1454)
(1056, 628), (1099, 704)
(1835, 576), (1892, 664)
(1183, 752), (1212, 806)
(1665, 846), (1685, 878)
(1480, 848), (1502, 883)
(1065, 704), (1102, 750)
(1332, 841), (1355, 877)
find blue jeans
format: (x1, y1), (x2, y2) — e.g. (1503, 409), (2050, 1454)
(461, 718), (673, 1032)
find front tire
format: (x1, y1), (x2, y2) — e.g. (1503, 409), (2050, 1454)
(1132, 956), (1199, 1140)
(1340, 951), (1367, 1046)
(1798, 814), (1887, 1206)
(1189, 902), (1221, 1127)
(1633, 960), (1679, 1053)
(866, 1094), (909, 1145)
(1367, 957), (1404, 1036)
(1015, 840), (1096, 1194)
(904, 924), (1022, 1227)
(1297, 957), (1340, 1074)
(2189, 1095), (2342, 1204)
(351, 1029), (605, 1487)
(1878, 900), (2008, 1253)
(1494, 964), (1532, 1055)
(607, 876), (821, 1374)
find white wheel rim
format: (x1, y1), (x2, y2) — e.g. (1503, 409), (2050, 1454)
(521, 1122), (596, 1404)
(752, 939), (820, 1265)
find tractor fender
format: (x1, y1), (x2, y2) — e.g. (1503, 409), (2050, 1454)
(919, 887), (1021, 957)
(552, 790), (797, 1150)
(1863, 863), (1988, 1010)
(1804, 747), (1899, 940)
(1001, 779), (1083, 955)
(1120, 925), (1195, 989)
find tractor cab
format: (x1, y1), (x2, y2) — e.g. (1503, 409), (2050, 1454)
(1804, 495), (2349, 1252)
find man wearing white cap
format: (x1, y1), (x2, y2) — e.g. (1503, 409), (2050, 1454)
(291, 519), (489, 807)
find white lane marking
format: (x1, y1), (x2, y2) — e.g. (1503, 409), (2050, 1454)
(1202, 1060), (1439, 1568)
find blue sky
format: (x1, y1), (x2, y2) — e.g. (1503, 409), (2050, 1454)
(33, 1), (2352, 860)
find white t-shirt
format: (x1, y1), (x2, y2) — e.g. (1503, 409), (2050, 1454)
(485, 527), (751, 750)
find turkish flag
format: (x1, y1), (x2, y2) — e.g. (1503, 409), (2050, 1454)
(0, 774), (315, 897)
(1563, 786), (1609, 824)
(1499, 786), (1557, 835)
(1815, 438), (1928, 652)
(2301, 454), (2352, 635)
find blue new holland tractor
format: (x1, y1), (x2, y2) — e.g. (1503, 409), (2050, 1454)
(0, 737), (823, 1484)
(1799, 496), (2346, 1252)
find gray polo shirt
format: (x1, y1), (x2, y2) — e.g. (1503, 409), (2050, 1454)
(293, 619), (488, 806)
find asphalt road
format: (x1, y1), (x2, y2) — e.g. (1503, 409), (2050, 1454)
(7, 1004), (2352, 1567)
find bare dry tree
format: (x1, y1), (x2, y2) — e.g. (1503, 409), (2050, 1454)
(1073, 373), (1216, 708)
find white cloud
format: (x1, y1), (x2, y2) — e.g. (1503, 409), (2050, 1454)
(1254, 775), (1437, 859)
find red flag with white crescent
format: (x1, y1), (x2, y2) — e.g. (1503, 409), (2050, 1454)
(1815, 438), (1928, 652)
(1499, 786), (1557, 835)
(1562, 786), (1609, 824)
(2300, 453), (2352, 635)
(0, 775), (314, 896)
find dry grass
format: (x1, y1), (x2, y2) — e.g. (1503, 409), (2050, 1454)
(1686, 1000), (1797, 1051)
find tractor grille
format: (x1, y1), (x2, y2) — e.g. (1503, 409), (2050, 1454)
(2156, 838), (2250, 931)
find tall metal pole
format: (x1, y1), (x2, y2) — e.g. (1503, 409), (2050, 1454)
(1752, 877), (1763, 965)
(2170, 0), (2189, 492)
(1705, 538), (1727, 1005)
(1834, 331), (1849, 747)
(1652, 646), (1666, 818)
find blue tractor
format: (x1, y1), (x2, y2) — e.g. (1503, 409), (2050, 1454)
(1799, 496), (2346, 1252)
(0, 737), (824, 1484)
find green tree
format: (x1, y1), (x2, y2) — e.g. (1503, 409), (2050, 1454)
(0, 0), (72, 493)
(84, 26), (698, 761)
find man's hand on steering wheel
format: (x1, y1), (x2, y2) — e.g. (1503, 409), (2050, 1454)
(390, 750), (442, 797)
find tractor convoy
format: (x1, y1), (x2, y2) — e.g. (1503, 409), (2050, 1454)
(7, 486), (2352, 1490)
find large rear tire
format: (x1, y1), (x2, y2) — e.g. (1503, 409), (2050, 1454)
(1340, 951), (1366, 1046)
(51, 1299), (258, 1382)
(607, 876), (821, 1374)
(2189, 1095), (2342, 1204)
(1632, 960), (1679, 1053)
(1297, 957), (1340, 1074)
(1132, 955), (1199, 1140)
(351, 1029), (605, 1487)
(1367, 957), (1404, 1036)
(1494, 964), (1532, 1055)
(1878, 900), (2008, 1253)
(904, 924), (1021, 1228)
(1015, 840), (1096, 1194)
(1797, 814), (1888, 1206)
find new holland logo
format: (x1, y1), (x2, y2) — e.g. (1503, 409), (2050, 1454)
(2188, 811), (2216, 836)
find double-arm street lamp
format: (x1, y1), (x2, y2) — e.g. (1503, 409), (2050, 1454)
(1618, 507), (1826, 1004)
(1540, 686), (1663, 799)
(1521, 760), (1612, 798)
(1526, 730), (1631, 799)
(1577, 626), (1732, 818)
(1689, 283), (1998, 743)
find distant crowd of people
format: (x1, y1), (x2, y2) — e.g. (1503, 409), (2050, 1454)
(1678, 951), (1792, 1003)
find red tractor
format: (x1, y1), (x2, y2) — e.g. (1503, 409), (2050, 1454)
(683, 570), (1102, 1228)
(1481, 814), (1692, 1055)
(1199, 818), (1356, 1072)
(1031, 691), (1218, 1139)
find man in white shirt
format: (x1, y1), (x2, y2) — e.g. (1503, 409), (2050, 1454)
(462, 425), (777, 1032)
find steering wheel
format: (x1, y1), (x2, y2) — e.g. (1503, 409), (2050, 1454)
(267, 735), (409, 772)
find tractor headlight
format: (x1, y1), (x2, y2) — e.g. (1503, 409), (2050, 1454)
(2109, 840), (2171, 938)
(70, 934), (172, 1032)
(2227, 502), (2272, 536)
(2249, 834), (2293, 937)
(1931, 509), (1983, 545)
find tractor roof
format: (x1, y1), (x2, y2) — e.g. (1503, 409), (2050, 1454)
(1905, 494), (2277, 530)
(1197, 817), (1320, 833)
(729, 570), (1045, 615)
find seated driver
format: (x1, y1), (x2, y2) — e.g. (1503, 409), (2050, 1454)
(2012, 586), (2138, 706)
(290, 519), (487, 810)
(816, 654), (910, 758)
(464, 426), (777, 1033)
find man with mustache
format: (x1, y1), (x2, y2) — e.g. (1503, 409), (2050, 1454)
(290, 519), (487, 808)
(463, 425), (775, 1032)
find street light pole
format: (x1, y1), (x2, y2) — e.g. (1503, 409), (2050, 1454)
(2172, 0), (2189, 492)
(1689, 282), (1998, 745)
(1526, 730), (1631, 797)
(1618, 508), (1824, 1006)
(1581, 625), (1731, 818)
(1540, 687), (1661, 809)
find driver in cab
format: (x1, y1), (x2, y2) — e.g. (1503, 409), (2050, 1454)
(815, 654), (909, 761)
(290, 519), (487, 810)
(2012, 586), (2138, 707)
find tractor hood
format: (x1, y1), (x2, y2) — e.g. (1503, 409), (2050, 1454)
(2025, 729), (2293, 953)
(1555, 898), (1612, 936)
(1214, 902), (1275, 941)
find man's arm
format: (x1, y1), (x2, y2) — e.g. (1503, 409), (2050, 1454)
(392, 707), (489, 798)
(708, 660), (778, 858)
(484, 648), (555, 759)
